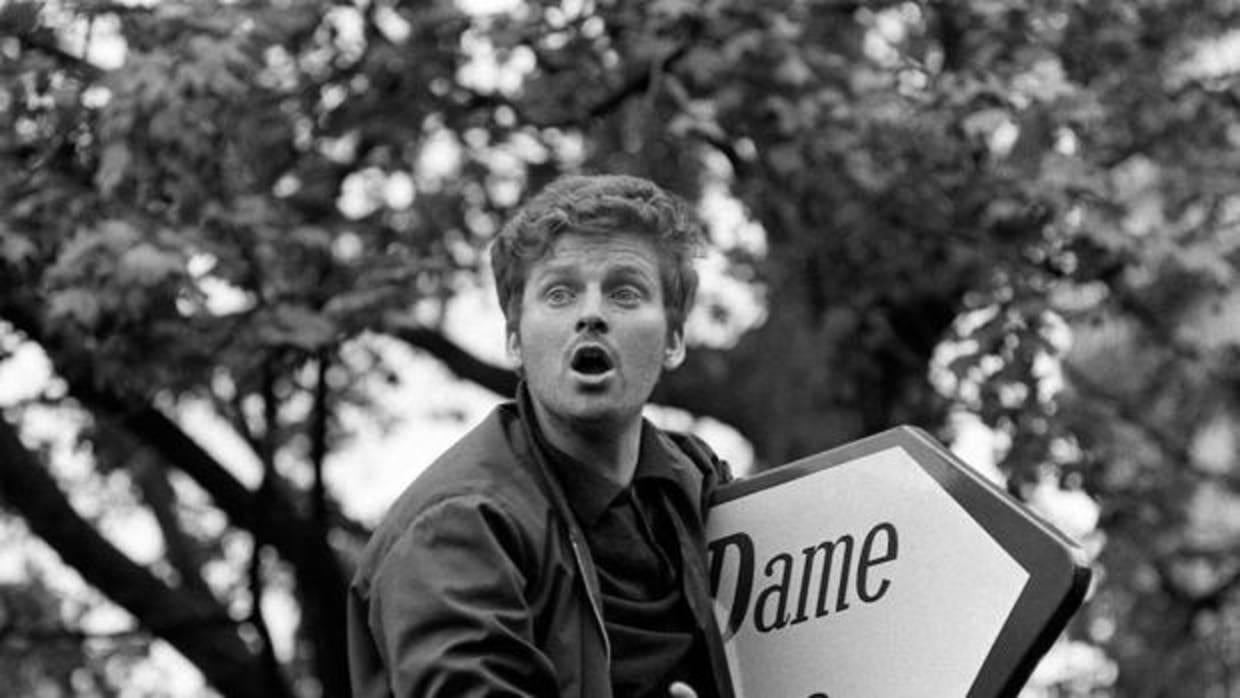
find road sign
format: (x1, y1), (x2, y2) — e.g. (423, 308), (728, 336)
(706, 426), (1091, 698)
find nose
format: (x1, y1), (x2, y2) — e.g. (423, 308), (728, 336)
(576, 314), (608, 333)
(575, 287), (608, 334)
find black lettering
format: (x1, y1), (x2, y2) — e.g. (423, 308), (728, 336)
(791, 535), (857, 623)
(754, 553), (794, 632)
(708, 532), (754, 642)
(857, 522), (898, 603)
(816, 535), (854, 616)
(710, 520), (899, 638)
(791, 544), (818, 625)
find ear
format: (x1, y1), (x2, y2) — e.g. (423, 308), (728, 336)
(663, 328), (686, 370)
(506, 327), (523, 368)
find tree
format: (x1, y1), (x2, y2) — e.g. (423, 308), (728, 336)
(3, 0), (1240, 695)
(0, 519), (152, 698)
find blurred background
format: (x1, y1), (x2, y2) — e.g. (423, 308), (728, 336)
(2, 0), (1239, 696)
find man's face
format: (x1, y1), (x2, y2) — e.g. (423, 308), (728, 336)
(508, 231), (685, 433)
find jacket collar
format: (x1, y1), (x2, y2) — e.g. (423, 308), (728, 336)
(516, 383), (703, 527)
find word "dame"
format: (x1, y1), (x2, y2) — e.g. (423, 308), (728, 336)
(707, 521), (899, 640)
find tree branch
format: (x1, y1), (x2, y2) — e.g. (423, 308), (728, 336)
(0, 613), (236, 647)
(300, 349), (350, 697)
(0, 301), (325, 571)
(310, 352), (330, 533)
(248, 359), (289, 698)
(0, 413), (267, 698)
(0, 301), (351, 696)
(12, 34), (104, 80)
(129, 453), (215, 599)
(385, 323), (518, 398)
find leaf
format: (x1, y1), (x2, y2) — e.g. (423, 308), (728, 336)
(118, 243), (184, 285)
(0, 227), (37, 265)
(649, 0), (698, 21)
(48, 221), (141, 282)
(0, 2), (40, 36)
(95, 143), (132, 196)
(681, 46), (723, 84)
(1180, 288), (1240, 350)
(774, 54), (813, 87)
(184, 35), (250, 95)
(720, 28), (764, 64)
(322, 286), (403, 320)
(765, 142), (802, 177)
(844, 150), (887, 193)
(1012, 57), (1075, 104)
(228, 196), (277, 227)
(48, 289), (101, 329)
(961, 107), (1011, 141)
(256, 304), (337, 350)
(290, 226), (333, 249)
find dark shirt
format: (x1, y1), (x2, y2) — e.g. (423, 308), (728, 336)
(527, 412), (714, 698)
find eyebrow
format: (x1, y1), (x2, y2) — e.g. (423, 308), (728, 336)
(529, 264), (579, 284)
(532, 259), (657, 279)
(607, 265), (657, 284)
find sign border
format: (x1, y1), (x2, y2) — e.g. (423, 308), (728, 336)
(710, 425), (1092, 698)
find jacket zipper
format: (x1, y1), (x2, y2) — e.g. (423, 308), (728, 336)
(513, 391), (614, 665)
(568, 533), (612, 662)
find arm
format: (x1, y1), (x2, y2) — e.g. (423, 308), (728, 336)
(362, 494), (559, 697)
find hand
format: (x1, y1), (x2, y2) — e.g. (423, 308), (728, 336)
(668, 682), (698, 698)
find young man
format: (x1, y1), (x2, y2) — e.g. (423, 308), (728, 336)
(347, 175), (734, 698)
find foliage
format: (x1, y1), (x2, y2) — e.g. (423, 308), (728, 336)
(2, 0), (1240, 696)
(0, 531), (145, 698)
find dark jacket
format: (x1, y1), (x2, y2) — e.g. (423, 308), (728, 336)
(346, 400), (735, 698)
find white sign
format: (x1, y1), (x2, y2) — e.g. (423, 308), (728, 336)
(706, 427), (1090, 698)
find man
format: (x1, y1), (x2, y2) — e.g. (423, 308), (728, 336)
(347, 174), (734, 698)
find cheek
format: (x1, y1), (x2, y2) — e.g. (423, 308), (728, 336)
(628, 321), (674, 364)
(514, 314), (567, 372)
(518, 311), (557, 346)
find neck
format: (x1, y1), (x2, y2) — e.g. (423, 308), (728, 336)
(531, 400), (643, 486)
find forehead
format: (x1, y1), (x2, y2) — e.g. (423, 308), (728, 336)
(531, 232), (661, 275)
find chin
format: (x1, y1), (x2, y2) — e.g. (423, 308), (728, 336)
(561, 398), (635, 430)
(564, 403), (623, 426)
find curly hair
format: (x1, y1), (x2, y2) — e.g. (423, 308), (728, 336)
(490, 174), (704, 334)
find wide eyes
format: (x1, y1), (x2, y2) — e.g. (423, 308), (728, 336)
(539, 284), (647, 307)
(610, 286), (643, 306)
(545, 286), (575, 306)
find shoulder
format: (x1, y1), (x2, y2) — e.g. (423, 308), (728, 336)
(354, 404), (551, 588)
(648, 426), (734, 519)
(660, 429), (734, 485)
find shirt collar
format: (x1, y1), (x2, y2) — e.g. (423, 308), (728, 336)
(517, 384), (685, 527)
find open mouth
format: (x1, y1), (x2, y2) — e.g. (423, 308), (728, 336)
(570, 345), (614, 375)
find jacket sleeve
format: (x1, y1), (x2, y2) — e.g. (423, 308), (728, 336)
(360, 493), (560, 698)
